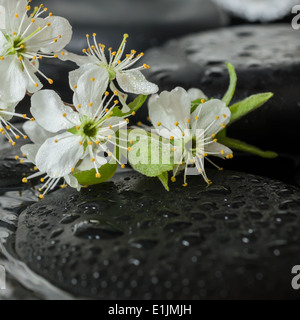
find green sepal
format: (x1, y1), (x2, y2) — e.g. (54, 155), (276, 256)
(67, 127), (79, 135)
(73, 163), (118, 186)
(222, 62), (237, 106)
(110, 94), (148, 117)
(191, 99), (203, 114)
(229, 92), (274, 124)
(157, 172), (170, 192)
(217, 136), (278, 159)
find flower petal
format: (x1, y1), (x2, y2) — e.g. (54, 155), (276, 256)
(31, 90), (79, 133)
(148, 87), (191, 139)
(116, 70), (158, 95)
(0, 100), (17, 118)
(110, 81), (130, 113)
(30, 16), (72, 54)
(0, 31), (10, 55)
(60, 50), (94, 66)
(64, 174), (81, 190)
(36, 132), (84, 178)
(20, 143), (40, 163)
(205, 141), (233, 159)
(23, 59), (42, 94)
(187, 88), (208, 101)
(0, 0), (27, 32)
(23, 120), (55, 145)
(0, 55), (27, 103)
(76, 155), (107, 172)
(98, 116), (127, 137)
(18, 17), (46, 51)
(69, 63), (96, 91)
(191, 99), (231, 137)
(73, 67), (109, 117)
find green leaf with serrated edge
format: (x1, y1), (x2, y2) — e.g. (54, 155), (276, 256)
(158, 172), (170, 192)
(110, 94), (148, 118)
(222, 62), (237, 106)
(217, 136), (278, 159)
(73, 163), (118, 185)
(127, 129), (174, 177)
(229, 92), (273, 124)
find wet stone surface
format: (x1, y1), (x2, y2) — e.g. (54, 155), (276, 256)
(145, 24), (300, 154)
(15, 170), (300, 299)
(0, 140), (33, 192)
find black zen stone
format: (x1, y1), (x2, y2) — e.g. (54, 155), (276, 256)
(144, 24), (300, 154)
(42, 0), (229, 53)
(15, 170), (300, 299)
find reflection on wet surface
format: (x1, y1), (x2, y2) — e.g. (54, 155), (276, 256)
(0, 134), (73, 299)
(0, 187), (74, 299)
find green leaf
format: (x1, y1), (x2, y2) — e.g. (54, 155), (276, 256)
(157, 172), (170, 192)
(73, 163), (118, 185)
(218, 136), (278, 159)
(229, 92), (273, 124)
(111, 94), (147, 117)
(222, 62), (237, 106)
(127, 129), (174, 177)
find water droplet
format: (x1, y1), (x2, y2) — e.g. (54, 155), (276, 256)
(59, 215), (80, 224)
(73, 220), (123, 240)
(50, 228), (64, 239)
(128, 258), (140, 266)
(279, 200), (300, 210)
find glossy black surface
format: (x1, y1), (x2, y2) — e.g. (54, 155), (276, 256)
(15, 170), (300, 299)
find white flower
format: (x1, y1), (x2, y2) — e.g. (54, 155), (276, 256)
(20, 120), (81, 199)
(0, 100), (33, 144)
(29, 68), (130, 183)
(0, 0), (72, 104)
(148, 87), (234, 186)
(63, 33), (158, 108)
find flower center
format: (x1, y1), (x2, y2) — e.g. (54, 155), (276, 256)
(12, 37), (26, 55)
(104, 65), (116, 81)
(4, 35), (24, 56)
(185, 136), (199, 157)
(83, 121), (98, 138)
